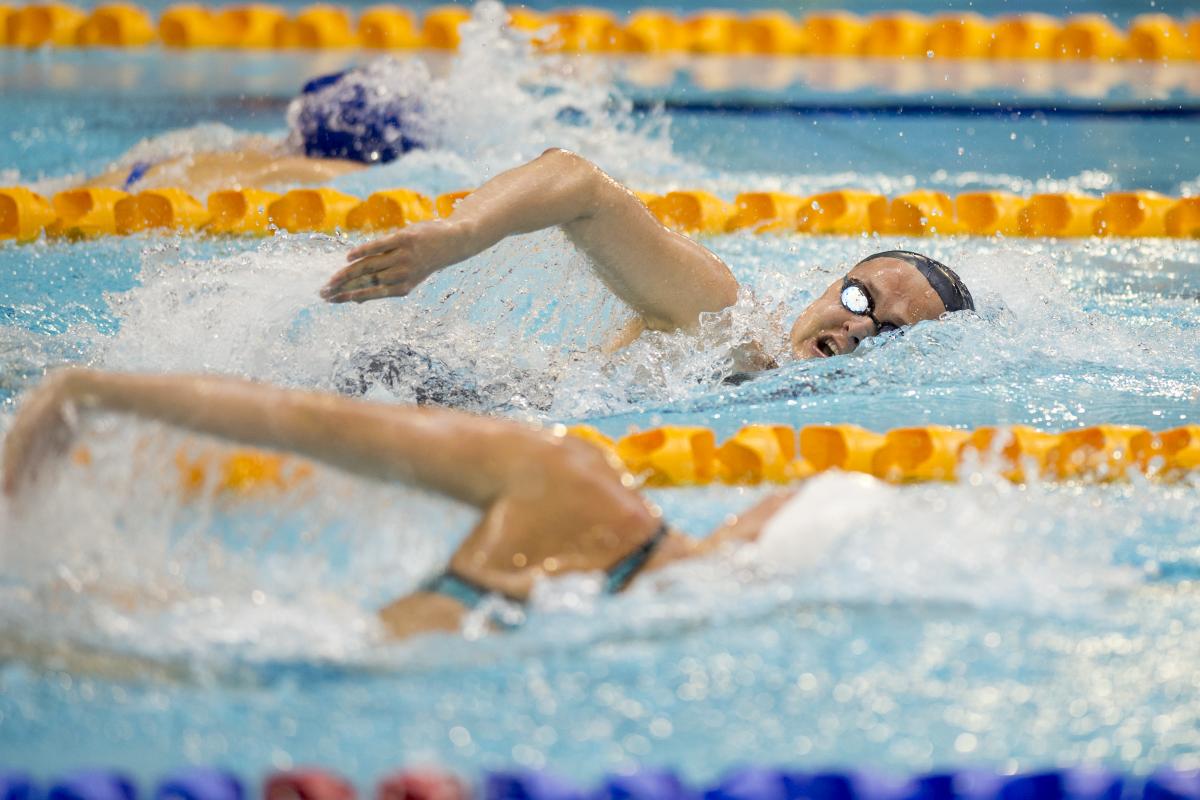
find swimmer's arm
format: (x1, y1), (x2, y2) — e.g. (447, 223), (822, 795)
(3, 369), (570, 507)
(629, 493), (793, 582)
(325, 148), (739, 332)
(695, 493), (792, 553)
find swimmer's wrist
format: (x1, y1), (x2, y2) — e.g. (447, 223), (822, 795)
(444, 216), (486, 255)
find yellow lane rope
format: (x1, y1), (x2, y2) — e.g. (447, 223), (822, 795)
(2, 4), (1198, 60)
(72, 423), (1199, 499)
(3, 185), (1198, 242)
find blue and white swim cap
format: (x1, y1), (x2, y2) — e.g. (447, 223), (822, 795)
(287, 57), (433, 164)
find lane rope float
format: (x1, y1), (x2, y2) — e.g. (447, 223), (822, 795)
(2, 5), (1198, 61)
(67, 422), (1200, 499)
(3, 185), (1199, 242)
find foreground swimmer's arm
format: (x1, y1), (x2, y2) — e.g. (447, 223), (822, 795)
(3, 368), (589, 508)
(3, 368), (697, 634)
(323, 148), (739, 332)
(6, 370), (814, 638)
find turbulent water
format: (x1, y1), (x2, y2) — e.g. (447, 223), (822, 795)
(2, 0), (1200, 782)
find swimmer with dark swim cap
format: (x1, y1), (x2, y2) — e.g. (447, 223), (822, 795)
(80, 59), (428, 193)
(787, 250), (974, 360)
(322, 149), (976, 372)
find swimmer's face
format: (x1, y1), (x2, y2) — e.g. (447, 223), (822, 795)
(788, 257), (947, 359)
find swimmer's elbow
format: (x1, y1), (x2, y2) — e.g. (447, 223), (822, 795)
(683, 267), (739, 324)
(539, 147), (592, 171)
(659, 274), (738, 333)
(711, 272), (739, 311)
(539, 148), (607, 203)
(539, 148), (594, 180)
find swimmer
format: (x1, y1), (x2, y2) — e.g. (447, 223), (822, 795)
(5, 368), (807, 639)
(323, 149), (975, 371)
(80, 59), (426, 194)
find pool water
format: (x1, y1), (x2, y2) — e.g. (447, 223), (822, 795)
(2, 0), (1200, 786)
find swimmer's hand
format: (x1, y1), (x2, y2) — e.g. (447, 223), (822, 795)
(730, 340), (779, 373)
(3, 368), (84, 496)
(322, 220), (474, 303)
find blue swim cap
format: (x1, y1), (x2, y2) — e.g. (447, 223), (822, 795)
(287, 58), (431, 164)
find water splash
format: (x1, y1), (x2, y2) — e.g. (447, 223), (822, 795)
(331, 1), (685, 197)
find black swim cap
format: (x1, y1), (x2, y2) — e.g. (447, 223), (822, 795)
(857, 250), (975, 313)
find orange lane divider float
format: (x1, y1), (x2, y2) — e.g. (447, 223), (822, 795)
(266, 187), (360, 233)
(859, 12), (928, 58)
(0, 187), (56, 243)
(925, 12), (993, 59)
(1166, 198), (1200, 238)
(571, 423), (1200, 488)
(113, 188), (211, 233)
(990, 13), (1060, 59)
(434, 190), (472, 219)
(206, 188), (281, 234)
(795, 190), (884, 235)
(420, 5), (470, 50)
(75, 3), (154, 46)
(954, 192), (1027, 237)
(4, 6), (1199, 60)
(49, 188), (129, 237)
(273, 5), (356, 49)
(5, 2), (85, 46)
(726, 192), (809, 234)
(647, 191), (736, 235)
(1054, 14), (1128, 60)
(358, 5), (418, 49)
(218, 5), (287, 48)
(157, 4), (225, 47)
(344, 189), (434, 231)
(5, 186), (1200, 242)
(67, 423), (1200, 499)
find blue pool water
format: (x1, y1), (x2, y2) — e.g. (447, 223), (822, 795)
(3, 0), (1200, 786)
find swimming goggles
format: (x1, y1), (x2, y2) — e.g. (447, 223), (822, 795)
(840, 277), (898, 335)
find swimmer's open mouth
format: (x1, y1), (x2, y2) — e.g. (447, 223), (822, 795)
(816, 335), (837, 357)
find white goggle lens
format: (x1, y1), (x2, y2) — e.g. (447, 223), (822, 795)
(841, 284), (870, 314)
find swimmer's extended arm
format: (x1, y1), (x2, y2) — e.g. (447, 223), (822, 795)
(323, 148), (739, 332)
(2, 368), (584, 508)
(4, 368), (667, 620)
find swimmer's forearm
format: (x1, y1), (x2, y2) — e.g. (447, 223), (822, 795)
(68, 370), (545, 507)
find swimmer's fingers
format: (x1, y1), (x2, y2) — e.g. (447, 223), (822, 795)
(322, 269), (411, 301)
(346, 235), (404, 263)
(325, 285), (409, 304)
(323, 256), (396, 296)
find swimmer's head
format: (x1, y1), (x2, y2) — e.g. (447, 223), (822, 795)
(788, 250), (974, 359)
(287, 60), (430, 164)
